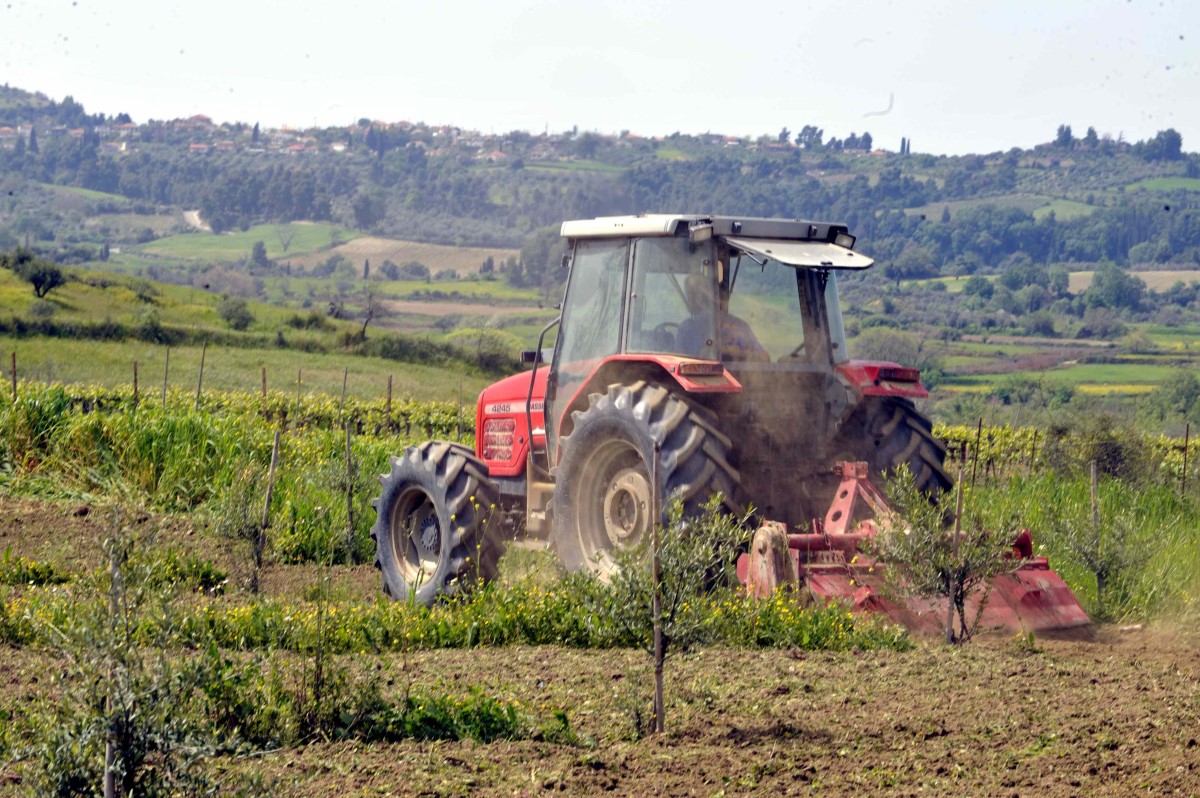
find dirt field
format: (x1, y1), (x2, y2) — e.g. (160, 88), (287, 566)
(1069, 269), (1200, 293)
(288, 236), (520, 277)
(2, 498), (1198, 797)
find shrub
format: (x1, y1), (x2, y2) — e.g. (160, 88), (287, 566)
(217, 295), (255, 331)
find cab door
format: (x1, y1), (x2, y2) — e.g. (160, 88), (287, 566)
(544, 237), (629, 461)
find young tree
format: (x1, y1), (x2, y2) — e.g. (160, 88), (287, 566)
(872, 468), (1017, 643)
(274, 224), (295, 253)
(1, 248), (65, 298)
(356, 287), (386, 341)
(251, 240), (271, 269)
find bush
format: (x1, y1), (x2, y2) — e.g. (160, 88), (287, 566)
(27, 299), (57, 320)
(217, 295), (255, 331)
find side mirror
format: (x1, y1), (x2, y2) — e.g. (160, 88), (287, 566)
(520, 348), (554, 365)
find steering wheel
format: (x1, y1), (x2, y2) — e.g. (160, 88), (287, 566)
(651, 322), (679, 350)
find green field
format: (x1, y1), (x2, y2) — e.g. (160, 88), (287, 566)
(940, 361), (1180, 392)
(1126, 176), (1200, 193)
(2, 335), (490, 402)
(1032, 198), (1098, 221)
(654, 147), (688, 161)
(904, 195), (1050, 220)
(136, 222), (356, 261)
(40, 182), (133, 204)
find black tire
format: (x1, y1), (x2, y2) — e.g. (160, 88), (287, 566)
(552, 380), (741, 578)
(834, 397), (952, 495)
(371, 441), (502, 606)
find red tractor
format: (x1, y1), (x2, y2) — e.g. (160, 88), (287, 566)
(371, 213), (955, 606)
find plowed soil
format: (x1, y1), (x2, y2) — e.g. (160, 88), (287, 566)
(2, 498), (1198, 797)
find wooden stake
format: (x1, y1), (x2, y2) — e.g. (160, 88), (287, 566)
(345, 421), (356, 564)
(386, 374), (393, 418)
(296, 369), (302, 407)
(339, 367), (348, 423)
(651, 441), (664, 734)
(970, 418), (983, 487)
(254, 430), (282, 595)
(162, 346), (170, 406)
(261, 366), (267, 398)
(947, 466), (965, 645)
(457, 379), (463, 442)
(133, 361), (139, 409)
(10, 351), (16, 402)
(194, 343), (207, 411)
(104, 509), (119, 798)
(1182, 423), (1191, 497)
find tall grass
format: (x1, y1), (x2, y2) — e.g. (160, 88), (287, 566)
(970, 473), (1200, 621)
(0, 384), (449, 563)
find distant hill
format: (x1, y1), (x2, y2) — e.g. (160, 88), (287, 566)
(2, 83), (1199, 341)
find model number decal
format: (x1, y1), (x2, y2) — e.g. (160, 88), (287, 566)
(484, 401), (544, 415)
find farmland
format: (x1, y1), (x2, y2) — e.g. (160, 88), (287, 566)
(1, 381), (1199, 795)
(2, 89), (1200, 794)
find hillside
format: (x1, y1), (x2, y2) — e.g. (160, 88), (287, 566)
(2, 85), (1200, 429)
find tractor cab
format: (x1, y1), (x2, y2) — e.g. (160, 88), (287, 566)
(544, 215), (873, 458)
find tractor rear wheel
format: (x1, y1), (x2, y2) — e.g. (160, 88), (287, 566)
(834, 397), (952, 495)
(552, 381), (740, 579)
(371, 441), (502, 606)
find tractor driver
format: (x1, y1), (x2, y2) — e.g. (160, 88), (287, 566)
(678, 271), (769, 362)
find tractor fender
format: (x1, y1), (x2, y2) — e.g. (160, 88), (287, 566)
(556, 354), (742, 445)
(836, 360), (929, 400)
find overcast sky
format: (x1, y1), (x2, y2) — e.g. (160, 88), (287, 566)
(2, 0), (1195, 156)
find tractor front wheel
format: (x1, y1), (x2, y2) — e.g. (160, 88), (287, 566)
(552, 381), (740, 579)
(371, 441), (502, 606)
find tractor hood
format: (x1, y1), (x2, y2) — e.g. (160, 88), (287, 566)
(722, 236), (873, 270)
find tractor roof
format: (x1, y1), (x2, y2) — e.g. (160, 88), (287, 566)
(560, 214), (874, 270)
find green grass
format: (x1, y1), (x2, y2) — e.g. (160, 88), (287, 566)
(1126, 177), (1200, 193)
(1033, 199), (1098, 221)
(904, 195), (1049, 220)
(941, 361), (1180, 391)
(907, 275), (991, 293)
(2, 336), (490, 402)
(1143, 325), (1200, 350)
(2, 265), (343, 336)
(367, 278), (543, 303)
(40, 182), (131, 204)
(655, 147), (688, 161)
(135, 222), (357, 261)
